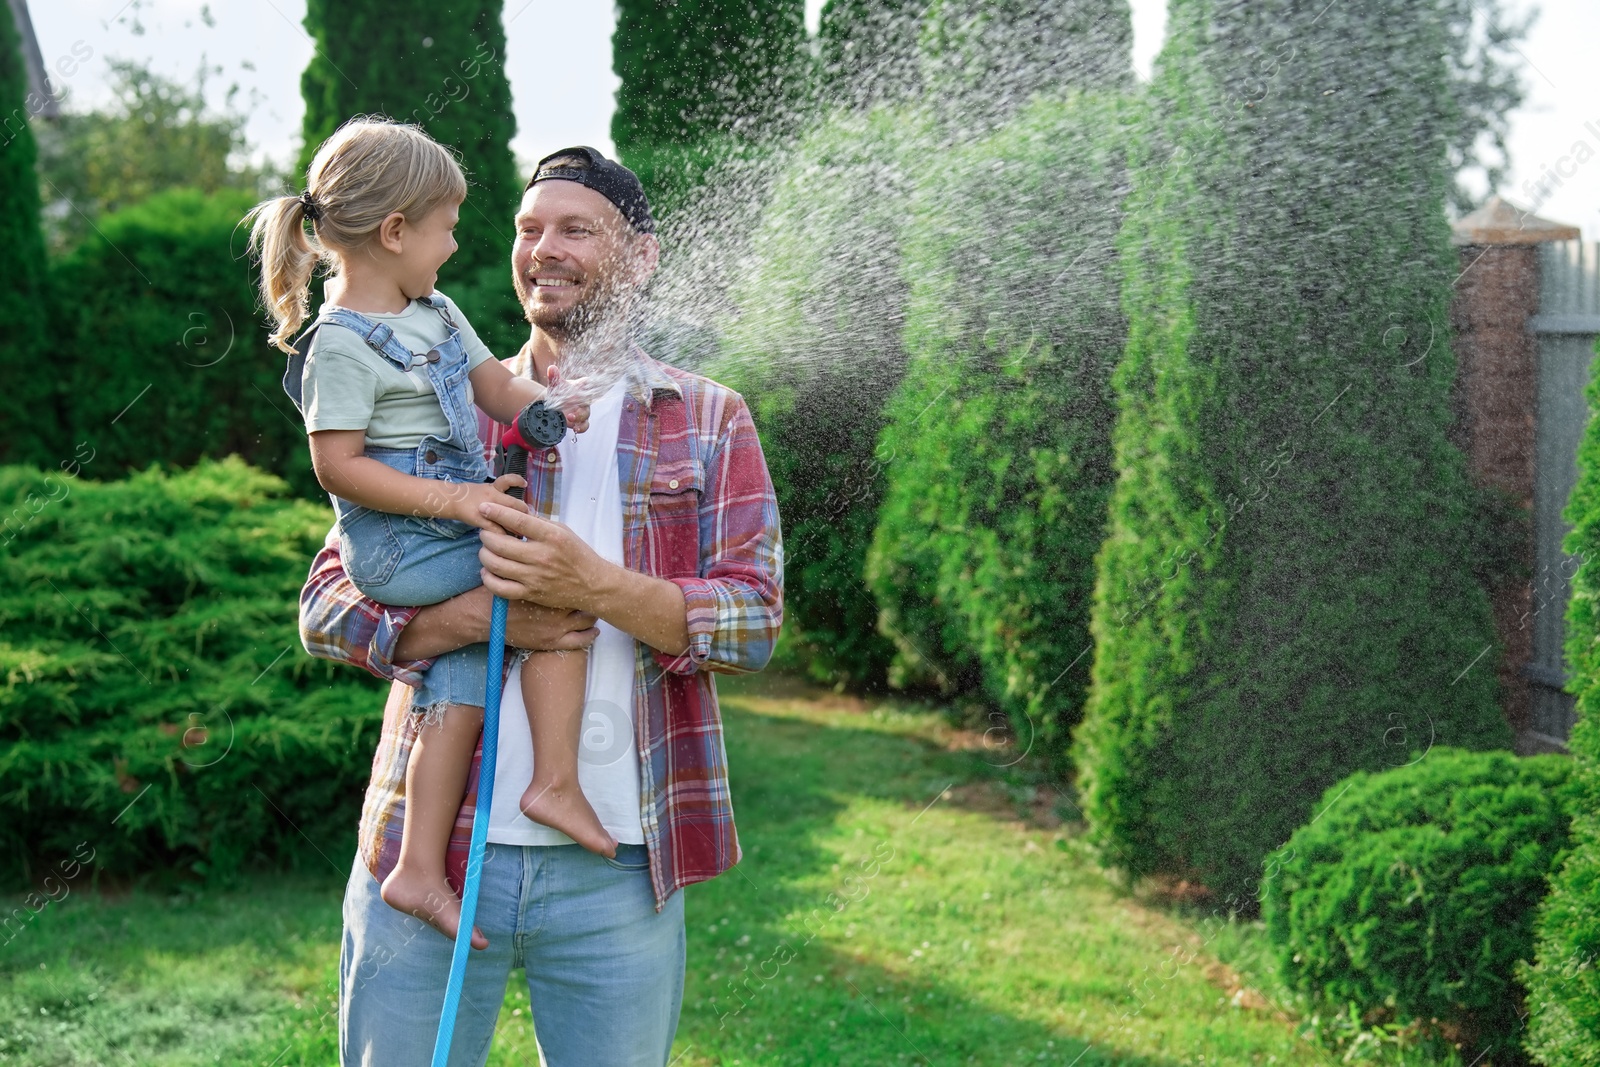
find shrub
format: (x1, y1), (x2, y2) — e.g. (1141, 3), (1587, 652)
(866, 91), (1131, 763)
(1519, 336), (1600, 1065)
(39, 188), (317, 496)
(1073, 0), (1513, 904)
(0, 458), (384, 886)
(1262, 748), (1577, 1057)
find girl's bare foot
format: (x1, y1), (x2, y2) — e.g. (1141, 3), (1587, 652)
(520, 781), (617, 858)
(380, 866), (489, 950)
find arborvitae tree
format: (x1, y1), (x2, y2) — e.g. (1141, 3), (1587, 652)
(817, 0), (926, 109)
(1073, 0), (1513, 905)
(867, 92), (1130, 763)
(613, 0), (808, 152)
(0, 0), (51, 464)
(708, 107), (921, 688)
(299, 0), (520, 346)
(920, 0), (1133, 131)
(611, 0), (808, 215)
(1518, 337), (1600, 1064)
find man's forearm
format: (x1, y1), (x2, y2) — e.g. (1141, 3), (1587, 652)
(393, 585), (602, 660)
(588, 562), (691, 658)
(392, 587), (490, 661)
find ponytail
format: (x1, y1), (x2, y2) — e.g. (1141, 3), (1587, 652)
(245, 194), (321, 354)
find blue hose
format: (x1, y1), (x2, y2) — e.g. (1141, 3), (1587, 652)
(429, 594), (508, 1067)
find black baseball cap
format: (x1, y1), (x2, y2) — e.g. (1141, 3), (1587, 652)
(526, 146), (655, 235)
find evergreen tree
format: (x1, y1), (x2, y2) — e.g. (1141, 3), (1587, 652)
(867, 92), (1131, 763)
(613, 0), (807, 152)
(611, 0), (808, 214)
(1073, 0), (1512, 905)
(920, 0), (1133, 130)
(817, 0), (926, 109)
(299, 0), (518, 345)
(1518, 337), (1600, 1064)
(708, 107), (920, 688)
(0, 0), (50, 464)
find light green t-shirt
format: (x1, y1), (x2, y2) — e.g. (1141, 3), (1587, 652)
(301, 293), (496, 449)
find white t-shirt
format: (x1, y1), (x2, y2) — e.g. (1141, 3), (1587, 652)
(486, 380), (645, 846)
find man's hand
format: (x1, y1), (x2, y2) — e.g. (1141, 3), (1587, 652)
(476, 500), (692, 657)
(394, 584), (598, 661)
(506, 599), (599, 653)
(476, 502), (608, 611)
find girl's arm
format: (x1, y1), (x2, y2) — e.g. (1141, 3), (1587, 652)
(468, 360), (591, 431)
(309, 429), (523, 529)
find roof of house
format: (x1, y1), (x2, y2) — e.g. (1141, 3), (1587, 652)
(1452, 195), (1580, 246)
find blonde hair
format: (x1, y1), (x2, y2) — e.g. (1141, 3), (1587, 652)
(246, 117), (469, 353)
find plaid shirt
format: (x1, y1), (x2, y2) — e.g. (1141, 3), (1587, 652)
(298, 347), (783, 910)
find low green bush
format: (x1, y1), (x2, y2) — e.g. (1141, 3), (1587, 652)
(0, 458), (383, 886)
(1519, 335), (1600, 1066)
(41, 188), (316, 495)
(1262, 748), (1577, 1058)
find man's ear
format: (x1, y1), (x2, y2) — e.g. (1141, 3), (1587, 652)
(376, 211), (408, 255)
(630, 233), (660, 284)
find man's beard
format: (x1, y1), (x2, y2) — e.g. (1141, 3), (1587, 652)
(516, 266), (631, 342)
(516, 265), (639, 405)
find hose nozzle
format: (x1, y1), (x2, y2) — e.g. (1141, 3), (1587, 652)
(503, 400), (567, 450)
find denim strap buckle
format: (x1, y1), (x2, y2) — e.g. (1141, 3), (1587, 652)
(363, 321), (395, 352)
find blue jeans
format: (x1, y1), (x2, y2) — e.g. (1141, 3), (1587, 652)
(339, 503), (488, 714)
(339, 843), (686, 1067)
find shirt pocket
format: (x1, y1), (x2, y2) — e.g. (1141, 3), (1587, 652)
(647, 457), (704, 580)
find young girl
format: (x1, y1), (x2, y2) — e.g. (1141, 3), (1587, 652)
(247, 118), (616, 948)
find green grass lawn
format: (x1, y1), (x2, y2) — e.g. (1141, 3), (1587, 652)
(2, 675), (1470, 1066)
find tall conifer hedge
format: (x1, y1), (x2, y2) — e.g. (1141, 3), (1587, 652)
(817, 0), (925, 109)
(919, 0), (1133, 130)
(611, 0), (807, 216)
(1073, 0), (1512, 904)
(1518, 337), (1600, 1064)
(300, 0), (520, 348)
(0, 0), (50, 464)
(867, 92), (1130, 760)
(710, 108), (920, 687)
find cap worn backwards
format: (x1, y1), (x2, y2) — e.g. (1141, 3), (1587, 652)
(527, 146), (656, 235)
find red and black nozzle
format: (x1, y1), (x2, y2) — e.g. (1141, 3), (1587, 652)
(497, 401), (567, 496)
(504, 400), (567, 450)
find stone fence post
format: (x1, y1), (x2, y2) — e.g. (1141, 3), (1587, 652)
(1450, 195), (1580, 752)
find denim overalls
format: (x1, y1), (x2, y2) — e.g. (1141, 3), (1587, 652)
(283, 295), (493, 716)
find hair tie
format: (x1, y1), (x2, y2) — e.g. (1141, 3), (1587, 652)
(298, 191), (323, 222)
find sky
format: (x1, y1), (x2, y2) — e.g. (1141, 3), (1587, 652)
(20, 0), (1600, 238)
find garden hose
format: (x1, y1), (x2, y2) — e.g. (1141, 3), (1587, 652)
(431, 439), (529, 1066)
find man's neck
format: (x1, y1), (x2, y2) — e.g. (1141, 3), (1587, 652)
(523, 330), (562, 382)
(521, 318), (635, 382)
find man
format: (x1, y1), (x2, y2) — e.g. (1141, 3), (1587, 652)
(298, 147), (784, 1067)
